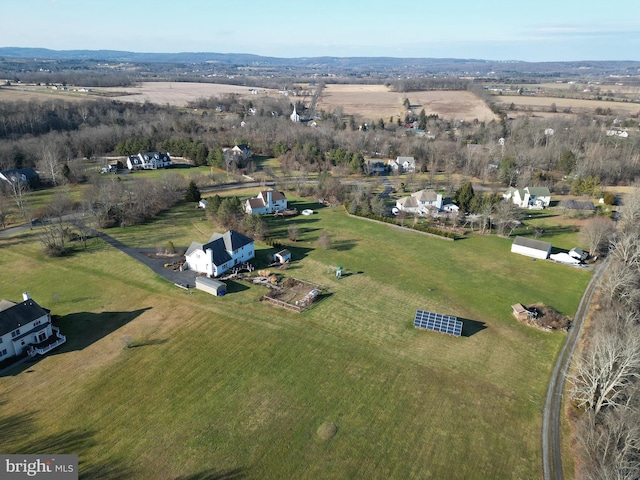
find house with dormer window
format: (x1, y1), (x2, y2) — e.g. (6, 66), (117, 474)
(126, 152), (171, 171)
(184, 230), (255, 277)
(0, 293), (66, 362)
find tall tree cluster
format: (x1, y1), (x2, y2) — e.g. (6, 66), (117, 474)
(569, 188), (640, 479)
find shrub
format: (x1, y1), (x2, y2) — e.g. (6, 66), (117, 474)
(602, 192), (616, 205)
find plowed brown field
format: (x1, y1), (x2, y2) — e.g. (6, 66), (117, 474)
(317, 84), (497, 122)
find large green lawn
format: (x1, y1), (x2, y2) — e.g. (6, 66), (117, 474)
(0, 198), (590, 479)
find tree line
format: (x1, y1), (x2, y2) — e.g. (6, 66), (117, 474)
(570, 188), (640, 479)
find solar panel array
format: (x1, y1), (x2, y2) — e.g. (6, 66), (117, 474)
(414, 310), (463, 337)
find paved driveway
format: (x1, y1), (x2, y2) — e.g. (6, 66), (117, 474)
(93, 231), (198, 288)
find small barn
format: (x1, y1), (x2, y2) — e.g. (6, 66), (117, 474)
(195, 276), (227, 296)
(273, 249), (292, 264)
(511, 236), (552, 260)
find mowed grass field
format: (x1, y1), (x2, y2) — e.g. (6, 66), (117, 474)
(0, 198), (590, 479)
(317, 84), (498, 122)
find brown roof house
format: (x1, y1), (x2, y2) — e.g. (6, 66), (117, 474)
(244, 190), (288, 215)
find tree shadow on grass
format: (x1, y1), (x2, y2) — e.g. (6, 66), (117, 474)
(52, 308), (152, 354)
(1, 308), (152, 377)
(332, 239), (357, 251)
(460, 318), (488, 337)
(223, 280), (250, 294)
(174, 467), (248, 480)
(0, 410), (132, 479)
(129, 338), (169, 348)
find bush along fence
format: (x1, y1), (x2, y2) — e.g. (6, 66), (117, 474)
(344, 205), (457, 241)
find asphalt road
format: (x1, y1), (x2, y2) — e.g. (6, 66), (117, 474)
(541, 258), (609, 480)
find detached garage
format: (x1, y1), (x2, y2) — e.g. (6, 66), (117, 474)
(511, 236), (552, 260)
(195, 276), (227, 296)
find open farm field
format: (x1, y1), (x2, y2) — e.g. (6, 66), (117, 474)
(536, 82), (640, 97)
(0, 86), (91, 103)
(494, 94), (640, 116)
(0, 82), (280, 106)
(98, 82), (279, 106)
(0, 195), (590, 479)
(317, 84), (497, 122)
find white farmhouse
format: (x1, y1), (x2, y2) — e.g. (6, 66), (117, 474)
(388, 156), (416, 173)
(503, 186), (551, 209)
(245, 190), (288, 214)
(127, 152), (171, 170)
(395, 189), (443, 215)
(185, 230), (255, 277)
(0, 293), (66, 362)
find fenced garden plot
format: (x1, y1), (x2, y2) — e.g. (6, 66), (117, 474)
(259, 278), (325, 312)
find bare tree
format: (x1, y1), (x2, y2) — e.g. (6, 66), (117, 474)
(619, 185), (640, 236)
(570, 311), (640, 415)
(493, 201), (522, 237)
(602, 260), (640, 307)
(611, 234), (640, 268)
(318, 231), (332, 250)
(581, 216), (615, 256)
(38, 143), (62, 186)
(576, 403), (640, 480)
(40, 190), (74, 255)
(5, 178), (30, 219)
(0, 192), (10, 229)
(287, 223), (300, 242)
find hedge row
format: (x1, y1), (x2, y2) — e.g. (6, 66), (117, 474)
(348, 208), (457, 240)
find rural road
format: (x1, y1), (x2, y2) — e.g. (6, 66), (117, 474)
(541, 258), (609, 480)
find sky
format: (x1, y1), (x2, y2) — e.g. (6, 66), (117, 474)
(1, 0), (639, 62)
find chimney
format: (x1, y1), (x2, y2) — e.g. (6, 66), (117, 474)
(22, 292), (31, 301)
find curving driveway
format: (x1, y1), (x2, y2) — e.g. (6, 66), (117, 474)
(91, 230), (198, 287)
(542, 259), (610, 480)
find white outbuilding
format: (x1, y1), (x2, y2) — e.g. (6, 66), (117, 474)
(511, 236), (552, 260)
(195, 276), (227, 296)
(550, 252), (581, 265)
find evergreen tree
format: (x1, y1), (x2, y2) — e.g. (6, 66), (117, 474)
(455, 181), (476, 214)
(185, 180), (201, 203)
(418, 109), (427, 130)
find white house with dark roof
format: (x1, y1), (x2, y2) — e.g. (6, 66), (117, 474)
(510, 236), (552, 260)
(503, 186), (551, 209)
(126, 152), (171, 171)
(388, 156), (416, 173)
(245, 190), (287, 214)
(184, 230), (255, 277)
(0, 293), (66, 362)
(395, 189), (443, 215)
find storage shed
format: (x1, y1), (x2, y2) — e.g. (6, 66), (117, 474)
(511, 236), (552, 260)
(195, 276), (227, 296)
(273, 249), (292, 264)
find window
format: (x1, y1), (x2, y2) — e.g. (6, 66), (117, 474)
(0, 349), (6, 357)
(11, 329), (21, 338)
(0, 337), (3, 344)
(34, 320), (41, 327)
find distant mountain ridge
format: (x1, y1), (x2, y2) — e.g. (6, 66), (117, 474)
(1, 47), (639, 76)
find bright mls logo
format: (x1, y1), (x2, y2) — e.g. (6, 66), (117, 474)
(1, 455), (78, 479)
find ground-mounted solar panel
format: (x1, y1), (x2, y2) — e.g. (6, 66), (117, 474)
(414, 310), (462, 337)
